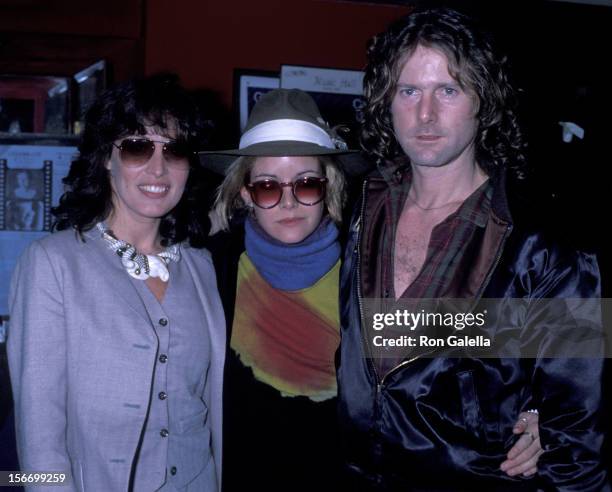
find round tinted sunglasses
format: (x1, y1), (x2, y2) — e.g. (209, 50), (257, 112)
(246, 177), (328, 209)
(112, 138), (193, 169)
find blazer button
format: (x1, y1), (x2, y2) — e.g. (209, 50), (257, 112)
(159, 318), (168, 326)
(159, 354), (168, 363)
(158, 391), (167, 400)
(160, 428), (169, 438)
(170, 466), (177, 476)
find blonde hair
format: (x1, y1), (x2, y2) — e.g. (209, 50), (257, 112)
(211, 155), (346, 232)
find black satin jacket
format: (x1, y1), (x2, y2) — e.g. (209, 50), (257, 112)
(337, 165), (608, 491)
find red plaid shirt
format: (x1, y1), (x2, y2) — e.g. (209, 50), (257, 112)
(372, 163), (492, 373)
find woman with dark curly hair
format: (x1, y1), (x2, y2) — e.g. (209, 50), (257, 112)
(8, 74), (225, 491)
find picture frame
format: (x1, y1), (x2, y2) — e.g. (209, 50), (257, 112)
(233, 69), (280, 132)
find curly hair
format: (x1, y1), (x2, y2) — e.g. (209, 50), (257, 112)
(361, 7), (525, 177)
(52, 73), (214, 247)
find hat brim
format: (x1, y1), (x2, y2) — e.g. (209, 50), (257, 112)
(199, 141), (372, 177)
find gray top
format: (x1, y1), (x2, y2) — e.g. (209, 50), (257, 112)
(131, 255), (215, 491)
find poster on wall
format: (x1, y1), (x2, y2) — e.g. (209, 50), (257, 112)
(280, 65), (365, 149)
(0, 144), (78, 316)
(1, 159), (52, 232)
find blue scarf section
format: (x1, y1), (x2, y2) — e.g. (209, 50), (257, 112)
(244, 216), (341, 291)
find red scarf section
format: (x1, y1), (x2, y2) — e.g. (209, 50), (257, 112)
(231, 254), (340, 401)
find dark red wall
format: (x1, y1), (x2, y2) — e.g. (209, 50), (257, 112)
(144, 0), (410, 107)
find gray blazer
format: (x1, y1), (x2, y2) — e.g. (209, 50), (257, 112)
(7, 229), (225, 491)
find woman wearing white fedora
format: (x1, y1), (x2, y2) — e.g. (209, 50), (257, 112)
(204, 89), (355, 490)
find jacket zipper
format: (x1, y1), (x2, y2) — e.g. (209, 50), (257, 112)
(355, 179), (381, 384)
(355, 179), (422, 397)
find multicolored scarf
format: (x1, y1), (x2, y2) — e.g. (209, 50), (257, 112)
(231, 218), (341, 401)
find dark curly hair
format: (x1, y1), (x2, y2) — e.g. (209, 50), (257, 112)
(361, 7), (525, 177)
(52, 73), (213, 247)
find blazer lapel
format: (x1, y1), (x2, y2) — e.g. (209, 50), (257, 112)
(182, 250), (225, 355)
(82, 229), (152, 325)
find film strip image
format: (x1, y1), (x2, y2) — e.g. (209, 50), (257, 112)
(1, 160), (52, 232)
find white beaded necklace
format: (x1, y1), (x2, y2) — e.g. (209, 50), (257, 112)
(97, 222), (180, 282)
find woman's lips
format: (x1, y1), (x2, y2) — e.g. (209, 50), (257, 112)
(277, 217), (305, 226)
(138, 184), (169, 198)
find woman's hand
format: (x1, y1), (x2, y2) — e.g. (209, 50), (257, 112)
(500, 411), (543, 477)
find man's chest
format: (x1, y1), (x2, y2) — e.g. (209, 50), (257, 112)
(393, 228), (430, 296)
(392, 208), (442, 297)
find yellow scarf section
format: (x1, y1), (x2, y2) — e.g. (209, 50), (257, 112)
(231, 252), (340, 402)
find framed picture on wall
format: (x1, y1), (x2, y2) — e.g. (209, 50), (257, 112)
(233, 69), (279, 133)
